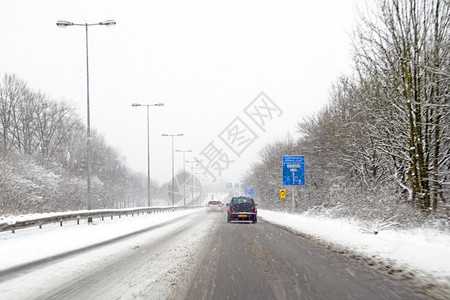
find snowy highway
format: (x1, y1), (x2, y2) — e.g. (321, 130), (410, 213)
(0, 207), (436, 299)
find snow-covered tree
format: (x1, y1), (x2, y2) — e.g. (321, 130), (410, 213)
(353, 0), (449, 210)
(0, 73), (159, 215)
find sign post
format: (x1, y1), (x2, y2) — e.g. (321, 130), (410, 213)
(282, 155), (305, 211)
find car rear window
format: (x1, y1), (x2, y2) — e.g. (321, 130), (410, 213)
(231, 197), (253, 204)
(208, 201), (221, 205)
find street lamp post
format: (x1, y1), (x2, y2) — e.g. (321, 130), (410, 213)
(186, 160), (200, 205)
(175, 150), (192, 206)
(132, 102), (164, 207)
(57, 20), (116, 219)
(161, 133), (184, 206)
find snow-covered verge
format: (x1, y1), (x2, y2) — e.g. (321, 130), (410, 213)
(0, 208), (212, 299)
(0, 208), (204, 272)
(259, 209), (450, 297)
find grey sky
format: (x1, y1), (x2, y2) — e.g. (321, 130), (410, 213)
(0, 0), (356, 185)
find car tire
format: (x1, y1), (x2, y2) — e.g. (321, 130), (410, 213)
(252, 219), (257, 224)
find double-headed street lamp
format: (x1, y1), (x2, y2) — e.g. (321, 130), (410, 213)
(161, 133), (184, 206)
(57, 19), (116, 216)
(175, 150), (192, 206)
(132, 102), (164, 207)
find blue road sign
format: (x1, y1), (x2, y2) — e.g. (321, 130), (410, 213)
(246, 186), (254, 198)
(282, 155), (305, 186)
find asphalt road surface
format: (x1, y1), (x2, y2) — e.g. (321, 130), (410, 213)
(0, 210), (429, 299)
(180, 212), (427, 300)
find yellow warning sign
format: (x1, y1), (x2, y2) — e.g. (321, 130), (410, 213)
(280, 189), (286, 199)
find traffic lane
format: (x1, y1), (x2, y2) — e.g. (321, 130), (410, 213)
(250, 219), (427, 299)
(183, 213), (276, 300)
(183, 214), (426, 300)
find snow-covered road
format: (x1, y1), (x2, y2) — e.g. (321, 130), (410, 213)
(0, 207), (449, 299)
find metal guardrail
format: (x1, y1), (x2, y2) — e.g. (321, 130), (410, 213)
(0, 206), (202, 233)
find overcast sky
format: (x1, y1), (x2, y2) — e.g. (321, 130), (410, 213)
(1, 0), (357, 186)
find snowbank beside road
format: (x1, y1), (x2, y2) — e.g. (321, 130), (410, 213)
(0, 208), (204, 272)
(0, 208), (210, 299)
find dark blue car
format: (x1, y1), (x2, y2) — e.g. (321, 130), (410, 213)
(227, 196), (257, 224)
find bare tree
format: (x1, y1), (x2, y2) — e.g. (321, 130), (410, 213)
(0, 73), (157, 214)
(0, 74), (29, 155)
(354, 0), (449, 211)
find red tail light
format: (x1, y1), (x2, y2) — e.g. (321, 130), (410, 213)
(218, 204), (222, 207)
(254, 209), (257, 213)
(206, 204), (210, 207)
(227, 209), (231, 213)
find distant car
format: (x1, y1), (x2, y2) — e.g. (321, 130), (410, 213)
(227, 196), (257, 223)
(206, 200), (223, 213)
